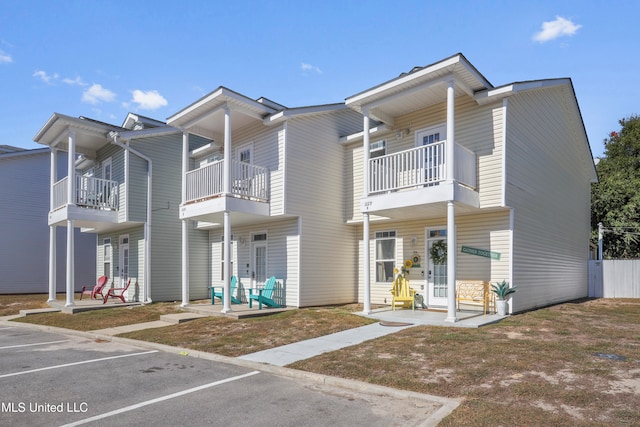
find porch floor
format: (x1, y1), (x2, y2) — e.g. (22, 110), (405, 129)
(361, 307), (505, 328)
(47, 298), (143, 314)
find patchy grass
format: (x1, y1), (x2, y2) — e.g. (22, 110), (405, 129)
(291, 298), (640, 426)
(12, 302), (184, 331)
(0, 294), (53, 316)
(119, 305), (377, 357)
(5, 295), (639, 425)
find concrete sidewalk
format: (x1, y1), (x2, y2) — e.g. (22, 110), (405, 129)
(239, 321), (415, 366)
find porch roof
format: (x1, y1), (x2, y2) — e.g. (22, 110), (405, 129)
(345, 53), (493, 126)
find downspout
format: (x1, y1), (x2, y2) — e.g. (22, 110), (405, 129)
(109, 131), (153, 304)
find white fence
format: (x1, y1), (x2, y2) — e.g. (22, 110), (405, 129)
(588, 260), (640, 298)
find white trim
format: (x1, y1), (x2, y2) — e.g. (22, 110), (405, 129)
(501, 98), (508, 206)
(414, 123), (447, 147)
(236, 142), (254, 164)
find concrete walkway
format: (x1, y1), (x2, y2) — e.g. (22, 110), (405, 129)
(239, 322), (415, 366)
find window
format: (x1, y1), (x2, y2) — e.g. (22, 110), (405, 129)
(375, 231), (396, 283)
(236, 143), (253, 164)
(370, 140), (386, 158)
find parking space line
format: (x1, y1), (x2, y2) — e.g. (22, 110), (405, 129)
(0, 340), (70, 350)
(60, 370), (261, 426)
(0, 350), (158, 379)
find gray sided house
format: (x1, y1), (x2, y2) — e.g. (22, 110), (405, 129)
(33, 113), (209, 306)
(344, 53), (597, 319)
(0, 146), (95, 293)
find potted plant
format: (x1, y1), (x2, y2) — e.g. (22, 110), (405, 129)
(491, 280), (517, 316)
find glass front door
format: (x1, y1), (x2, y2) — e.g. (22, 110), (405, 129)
(426, 228), (447, 307)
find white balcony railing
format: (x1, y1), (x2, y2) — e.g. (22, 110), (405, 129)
(52, 174), (119, 211)
(185, 159), (269, 203)
(369, 140), (477, 194)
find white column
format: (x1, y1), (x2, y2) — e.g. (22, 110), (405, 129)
(223, 105), (232, 194)
(222, 211), (232, 313)
(65, 132), (76, 307)
(48, 148), (57, 302)
(446, 79), (455, 183)
(67, 131), (76, 205)
(181, 131), (190, 307)
(445, 202), (457, 322)
(181, 220), (189, 307)
(362, 109), (371, 314)
(48, 226), (56, 302)
(65, 220), (75, 307)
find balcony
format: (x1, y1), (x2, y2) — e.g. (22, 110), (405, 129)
(49, 174), (120, 229)
(181, 159), (270, 224)
(362, 141), (479, 217)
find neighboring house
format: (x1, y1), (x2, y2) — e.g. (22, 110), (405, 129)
(343, 53), (597, 319)
(33, 113), (210, 306)
(0, 145), (95, 294)
(168, 87), (363, 310)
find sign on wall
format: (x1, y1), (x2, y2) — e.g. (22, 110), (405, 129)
(461, 246), (501, 260)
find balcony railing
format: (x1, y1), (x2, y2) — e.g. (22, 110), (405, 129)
(185, 159), (269, 203)
(369, 140), (477, 194)
(52, 174), (119, 211)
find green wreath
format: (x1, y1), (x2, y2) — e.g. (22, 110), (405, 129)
(430, 240), (447, 265)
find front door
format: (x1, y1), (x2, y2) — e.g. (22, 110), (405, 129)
(252, 233), (267, 288)
(426, 227), (447, 307)
(119, 235), (129, 287)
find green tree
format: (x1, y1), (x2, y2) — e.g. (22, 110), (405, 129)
(591, 115), (640, 258)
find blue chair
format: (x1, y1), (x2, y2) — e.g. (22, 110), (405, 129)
(248, 276), (281, 309)
(211, 276), (241, 305)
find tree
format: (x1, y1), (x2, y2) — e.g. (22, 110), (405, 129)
(591, 115), (640, 258)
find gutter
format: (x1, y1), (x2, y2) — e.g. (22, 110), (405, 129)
(109, 131), (153, 303)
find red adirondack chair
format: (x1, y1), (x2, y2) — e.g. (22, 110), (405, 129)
(80, 276), (109, 300)
(103, 278), (134, 304)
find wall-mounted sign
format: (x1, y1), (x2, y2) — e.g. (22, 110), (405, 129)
(461, 245), (501, 260)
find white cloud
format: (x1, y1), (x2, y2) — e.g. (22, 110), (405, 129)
(127, 89), (168, 110)
(82, 83), (116, 104)
(301, 62), (322, 74)
(533, 16), (581, 43)
(62, 76), (87, 86)
(0, 50), (12, 64)
(33, 70), (59, 84)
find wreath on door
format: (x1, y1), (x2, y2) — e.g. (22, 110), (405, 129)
(430, 240), (447, 265)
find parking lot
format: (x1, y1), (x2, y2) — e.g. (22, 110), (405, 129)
(0, 324), (450, 426)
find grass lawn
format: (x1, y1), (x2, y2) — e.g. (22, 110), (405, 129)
(4, 295), (639, 426)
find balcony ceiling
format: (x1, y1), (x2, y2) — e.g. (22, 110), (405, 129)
(33, 113), (123, 157)
(167, 86), (278, 140)
(345, 53), (493, 126)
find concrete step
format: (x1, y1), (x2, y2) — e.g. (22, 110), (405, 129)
(159, 312), (209, 324)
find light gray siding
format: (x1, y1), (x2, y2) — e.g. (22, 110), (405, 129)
(0, 149), (95, 293)
(505, 85), (593, 311)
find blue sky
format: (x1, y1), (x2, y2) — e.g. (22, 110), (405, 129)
(1, 1), (638, 158)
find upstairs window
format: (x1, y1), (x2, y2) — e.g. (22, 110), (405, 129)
(370, 140), (386, 158)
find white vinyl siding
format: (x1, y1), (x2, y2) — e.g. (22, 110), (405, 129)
(505, 85), (592, 312)
(356, 214), (512, 306)
(284, 109), (362, 306)
(0, 149), (95, 293)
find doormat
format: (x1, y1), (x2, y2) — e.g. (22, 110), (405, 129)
(379, 321), (414, 327)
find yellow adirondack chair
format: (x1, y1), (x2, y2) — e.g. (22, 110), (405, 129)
(390, 268), (417, 310)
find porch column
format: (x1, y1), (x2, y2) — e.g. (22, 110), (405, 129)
(181, 131), (190, 307)
(65, 220), (74, 307)
(222, 211), (232, 313)
(48, 226), (56, 302)
(65, 132), (76, 307)
(445, 201), (457, 322)
(446, 79), (455, 183)
(181, 219), (189, 307)
(48, 148), (57, 302)
(362, 109), (371, 314)
(223, 105), (232, 194)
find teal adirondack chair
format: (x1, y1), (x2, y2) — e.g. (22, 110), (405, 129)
(211, 276), (241, 305)
(248, 276), (281, 309)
